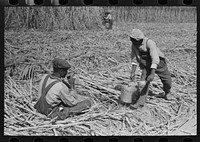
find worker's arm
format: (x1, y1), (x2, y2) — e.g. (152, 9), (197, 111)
(130, 43), (138, 81)
(146, 40), (160, 81)
(147, 40), (160, 69)
(59, 84), (78, 107)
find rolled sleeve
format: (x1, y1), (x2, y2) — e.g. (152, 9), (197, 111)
(59, 85), (78, 106)
(131, 44), (140, 64)
(147, 40), (160, 69)
(151, 63), (157, 69)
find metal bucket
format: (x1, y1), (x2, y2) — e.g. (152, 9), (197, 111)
(120, 82), (138, 104)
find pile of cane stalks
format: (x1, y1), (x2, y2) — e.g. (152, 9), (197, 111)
(4, 23), (196, 136)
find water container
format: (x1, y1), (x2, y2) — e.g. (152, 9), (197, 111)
(120, 82), (138, 104)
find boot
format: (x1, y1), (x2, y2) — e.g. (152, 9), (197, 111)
(164, 92), (175, 100)
(157, 92), (175, 101)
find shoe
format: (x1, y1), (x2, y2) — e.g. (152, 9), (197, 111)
(130, 104), (144, 109)
(164, 93), (175, 101)
(156, 92), (175, 101)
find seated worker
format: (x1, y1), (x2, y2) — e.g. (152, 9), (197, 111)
(34, 58), (92, 120)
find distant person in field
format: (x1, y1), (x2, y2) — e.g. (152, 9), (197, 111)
(104, 11), (113, 30)
(34, 58), (92, 120)
(129, 29), (173, 105)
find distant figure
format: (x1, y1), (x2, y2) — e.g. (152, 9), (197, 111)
(34, 58), (92, 120)
(129, 29), (174, 107)
(103, 11), (113, 30)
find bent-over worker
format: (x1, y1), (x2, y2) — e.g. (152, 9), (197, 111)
(129, 29), (173, 107)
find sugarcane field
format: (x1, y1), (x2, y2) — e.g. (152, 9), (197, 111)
(4, 7), (197, 136)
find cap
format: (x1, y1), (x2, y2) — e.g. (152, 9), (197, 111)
(52, 58), (71, 69)
(130, 29), (145, 41)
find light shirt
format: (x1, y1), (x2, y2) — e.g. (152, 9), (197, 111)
(131, 37), (165, 69)
(106, 14), (112, 20)
(38, 74), (79, 107)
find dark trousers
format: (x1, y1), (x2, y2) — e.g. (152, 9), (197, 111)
(140, 57), (172, 94)
(48, 99), (91, 120)
(105, 19), (113, 30)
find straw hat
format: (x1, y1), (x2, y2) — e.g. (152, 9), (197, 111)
(130, 29), (145, 41)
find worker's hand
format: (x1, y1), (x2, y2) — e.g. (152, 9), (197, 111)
(130, 74), (135, 81)
(67, 74), (76, 89)
(146, 73), (155, 82)
(137, 81), (146, 92)
(69, 89), (77, 95)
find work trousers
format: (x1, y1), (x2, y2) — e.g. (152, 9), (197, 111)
(140, 57), (172, 94)
(48, 99), (92, 120)
(105, 19), (113, 30)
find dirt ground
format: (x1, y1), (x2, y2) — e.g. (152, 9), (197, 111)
(4, 22), (196, 136)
